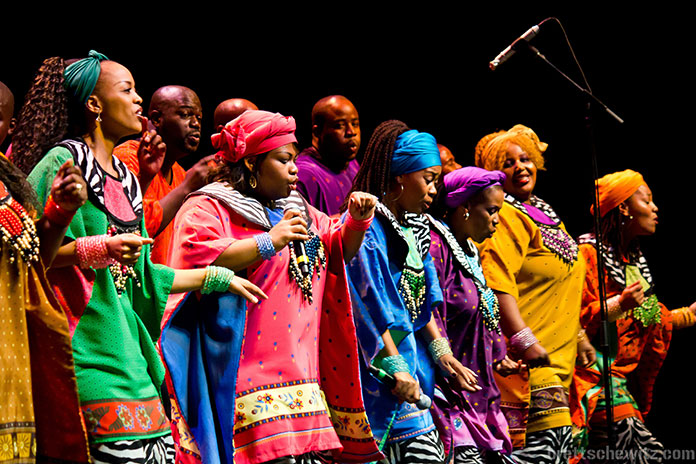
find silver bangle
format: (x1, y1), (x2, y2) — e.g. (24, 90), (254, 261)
(509, 327), (538, 353)
(428, 337), (453, 361)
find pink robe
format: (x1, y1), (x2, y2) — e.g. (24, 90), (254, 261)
(163, 187), (380, 464)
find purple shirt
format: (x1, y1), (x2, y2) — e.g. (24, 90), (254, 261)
(296, 147), (359, 217)
(429, 226), (512, 454)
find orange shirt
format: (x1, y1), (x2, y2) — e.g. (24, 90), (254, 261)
(114, 140), (186, 265)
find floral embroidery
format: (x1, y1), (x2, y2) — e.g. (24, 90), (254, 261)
(135, 405), (153, 430)
(115, 404), (135, 431)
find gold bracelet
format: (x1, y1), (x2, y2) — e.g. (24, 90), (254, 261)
(577, 328), (588, 344)
(607, 295), (624, 322)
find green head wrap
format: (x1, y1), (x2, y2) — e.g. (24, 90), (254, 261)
(63, 50), (109, 104)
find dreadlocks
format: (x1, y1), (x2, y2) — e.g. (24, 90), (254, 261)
(344, 119), (410, 210)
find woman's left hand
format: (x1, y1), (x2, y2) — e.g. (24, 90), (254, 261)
(51, 159), (87, 212)
(437, 353), (481, 392)
(576, 337), (597, 368)
(347, 191), (377, 221)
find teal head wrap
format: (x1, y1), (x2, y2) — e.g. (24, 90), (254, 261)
(63, 50), (109, 104)
(390, 129), (441, 177)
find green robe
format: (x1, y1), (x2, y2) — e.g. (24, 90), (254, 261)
(28, 145), (175, 443)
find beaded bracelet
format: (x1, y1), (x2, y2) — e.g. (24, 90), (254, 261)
(509, 327), (538, 353)
(606, 295), (623, 322)
(202, 265), (236, 294)
(428, 337), (453, 361)
(345, 213), (374, 231)
(381, 354), (410, 376)
(75, 235), (112, 269)
(254, 232), (276, 260)
(44, 194), (76, 227)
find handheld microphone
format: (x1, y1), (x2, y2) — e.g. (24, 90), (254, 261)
(489, 24), (540, 71)
(283, 204), (310, 278)
(368, 364), (432, 410)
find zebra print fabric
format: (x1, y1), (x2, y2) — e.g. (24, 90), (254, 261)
(89, 434), (175, 464)
(262, 450), (335, 464)
(452, 446), (519, 464)
(585, 416), (664, 464)
(190, 182), (309, 231)
(57, 138), (143, 227)
(511, 426), (572, 464)
(380, 430), (446, 464)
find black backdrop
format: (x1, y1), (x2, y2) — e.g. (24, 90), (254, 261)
(3, 6), (694, 458)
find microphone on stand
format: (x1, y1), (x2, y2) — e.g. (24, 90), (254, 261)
(368, 364), (432, 410)
(283, 204), (310, 278)
(489, 24), (541, 71)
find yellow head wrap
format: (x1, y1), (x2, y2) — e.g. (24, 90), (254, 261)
(474, 124), (548, 172)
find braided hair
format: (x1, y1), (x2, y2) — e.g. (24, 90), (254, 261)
(343, 119), (410, 210)
(11, 57), (70, 176)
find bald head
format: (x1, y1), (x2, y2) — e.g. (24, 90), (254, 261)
(214, 98), (259, 131)
(0, 81), (15, 146)
(438, 143), (462, 175)
(310, 95), (360, 172)
(148, 85), (202, 159)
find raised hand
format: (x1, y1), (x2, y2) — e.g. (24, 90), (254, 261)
(347, 191), (377, 221)
(51, 159), (87, 212)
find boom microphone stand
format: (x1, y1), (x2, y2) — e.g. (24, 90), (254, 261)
(490, 18), (624, 455)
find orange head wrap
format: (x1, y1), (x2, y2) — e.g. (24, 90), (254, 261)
(474, 124), (548, 172)
(592, 169), (647, 217)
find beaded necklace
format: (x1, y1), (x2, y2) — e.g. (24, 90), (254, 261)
(375, 203), (431, 322)
(58, 140), (144, 294)
(506, 194), (578, 266)
(578, 233), (660, 327)
(288, 232), (327, 303)
(427, 215), (501, 332)
(0, 182), (40, 266)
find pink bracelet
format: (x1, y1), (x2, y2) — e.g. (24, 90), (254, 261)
(345, 213), (373, 231)
(509, 327), (538, 353)
(75, 235), (113, 269)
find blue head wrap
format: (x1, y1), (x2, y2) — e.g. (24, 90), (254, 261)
(63, 50), (109, 104)
(390, 129), (441, 177)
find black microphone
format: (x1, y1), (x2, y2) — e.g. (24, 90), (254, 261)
(367, 364), (432, 410)
(489, 24), (540, 71)
(283, 204), (310, 278)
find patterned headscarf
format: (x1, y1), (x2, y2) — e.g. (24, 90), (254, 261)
(443, 166), (506, 208)
(211, 110), (297, 163)
(592, 169), (647, 217)
(474, 124), (548, 172)
(390, 129), (442, 176)
(63, 50), (109, 104)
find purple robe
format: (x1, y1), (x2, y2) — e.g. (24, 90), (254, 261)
(296, 147), (359, 217)
(428, 220), (512, 455)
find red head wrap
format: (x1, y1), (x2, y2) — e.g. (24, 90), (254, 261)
(592, 169), (647, 217)
(211, 110), (297, 163)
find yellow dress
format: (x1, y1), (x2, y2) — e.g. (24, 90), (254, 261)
(478, 195), (585, 448)
(0, 178), (89, 463)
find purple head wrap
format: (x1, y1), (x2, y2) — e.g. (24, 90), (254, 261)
(443, 166), (506, 209)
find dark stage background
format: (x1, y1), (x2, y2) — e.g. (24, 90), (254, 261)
(3, 6), (694, 459)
